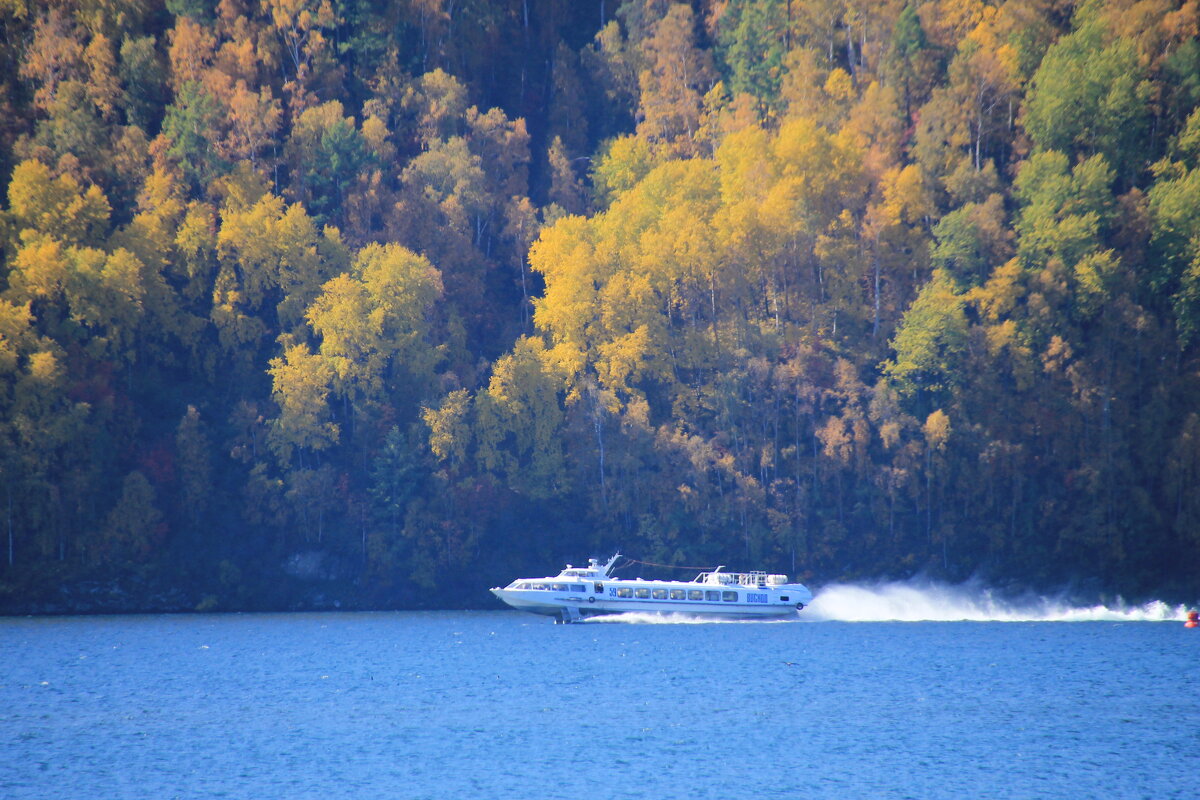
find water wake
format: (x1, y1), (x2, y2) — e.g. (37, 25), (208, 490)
(807, 580), (1188, 622)
(575, 581), (1186, 624)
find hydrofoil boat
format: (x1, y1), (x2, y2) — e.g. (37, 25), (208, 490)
(490, 554), (813, 623)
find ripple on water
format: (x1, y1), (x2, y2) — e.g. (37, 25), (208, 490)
(0, 610), (1196, 799)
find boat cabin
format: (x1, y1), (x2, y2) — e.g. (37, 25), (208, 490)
(696, 569), (788, 588)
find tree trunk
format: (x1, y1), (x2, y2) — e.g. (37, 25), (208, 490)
(926, 448), (933, 546)
(6, 485), (12, 568)
(872, 250), (881, 338)
(590, 384), (608, 512)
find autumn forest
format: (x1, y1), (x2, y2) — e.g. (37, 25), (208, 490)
(2, 0), (1199, 612)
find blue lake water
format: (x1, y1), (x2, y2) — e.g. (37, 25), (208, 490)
(2, 592), (1197, 799)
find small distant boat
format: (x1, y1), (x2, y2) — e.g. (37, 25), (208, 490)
(490, 554), (814, 623)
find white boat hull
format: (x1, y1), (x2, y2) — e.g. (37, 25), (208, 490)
(491, 588), (804, 620)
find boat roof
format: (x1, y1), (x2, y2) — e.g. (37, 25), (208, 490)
(514, 555), (800, 587)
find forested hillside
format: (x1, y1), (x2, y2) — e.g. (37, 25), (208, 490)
(2, 0), (1198, 612)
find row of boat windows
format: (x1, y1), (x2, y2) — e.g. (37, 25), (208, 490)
(515, 582), (744, 602)
(616, 588), (741, 602)
(515, 583), (588, 592)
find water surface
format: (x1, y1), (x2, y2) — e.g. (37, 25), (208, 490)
(2, 604), (1196, 798)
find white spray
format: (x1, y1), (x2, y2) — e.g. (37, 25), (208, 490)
(806, 579), (1188, 622)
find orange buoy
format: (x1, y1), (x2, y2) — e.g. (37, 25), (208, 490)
(1187, 611), (1199, 628)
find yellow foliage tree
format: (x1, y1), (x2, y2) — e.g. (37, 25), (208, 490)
(474, 336), (567, 498)
(7, 159), (110, 247)
(266, 340), (338, 465)
(216, 191), (347, 330)
(305, 242), (443, 406)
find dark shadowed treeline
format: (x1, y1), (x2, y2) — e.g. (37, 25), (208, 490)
(2, 0), (1198, 612)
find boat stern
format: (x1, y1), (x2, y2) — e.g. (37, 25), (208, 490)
(780, 582), (814, 612)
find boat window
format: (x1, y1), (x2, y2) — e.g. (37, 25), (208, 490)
(706, 590), (720, 601)
(781, 596), (789, 602)
(651, 589), (667, 599)
(634, 588), (650, 598)
(616, 587), (633, 598)
(572, 584), (586, 592)
(722, 591), (738, 602)
(551, 583), (568, 591)
(688, 590), (703, 600)
(595, 582), (604, 593)
(670, 589), (686, 600)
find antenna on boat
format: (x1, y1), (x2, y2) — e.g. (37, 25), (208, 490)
(602, 552), (622, 576)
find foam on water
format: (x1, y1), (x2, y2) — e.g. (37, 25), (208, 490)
(570, 580), (1188, 624)
(806, 579), (1188, 622)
